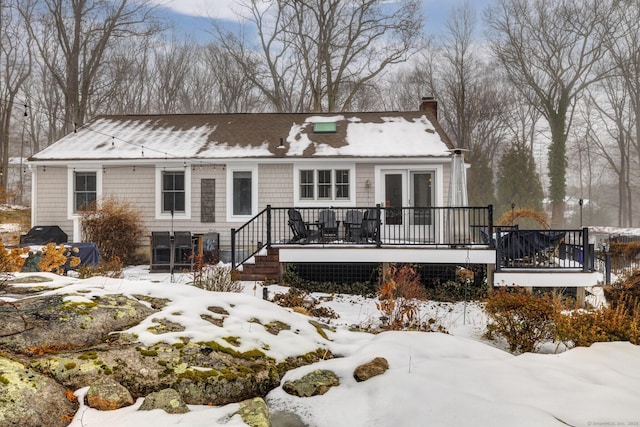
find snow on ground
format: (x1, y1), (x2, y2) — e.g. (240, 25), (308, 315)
(4, 266), (640, 427)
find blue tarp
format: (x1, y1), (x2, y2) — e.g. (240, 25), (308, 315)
(21, 242), (100, 272)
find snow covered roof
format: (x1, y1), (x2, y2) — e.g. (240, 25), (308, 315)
(29, 111), (455, 162)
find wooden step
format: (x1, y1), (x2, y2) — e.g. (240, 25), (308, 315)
(235, 248), (280, 282)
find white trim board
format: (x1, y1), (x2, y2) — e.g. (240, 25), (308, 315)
(494, 271), (602, 288)
(278, 247), (495, 264)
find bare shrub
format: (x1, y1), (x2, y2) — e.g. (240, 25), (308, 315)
(191, 262), (243, 293)
(76, 256), (124, 279)
(80, 197), (145, 265)
(376, 264), (428, 330)
(483, 287), (560, 353)
(272, 287), (338, 319)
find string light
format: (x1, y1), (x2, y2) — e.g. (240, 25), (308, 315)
(3, 96), (181, 160)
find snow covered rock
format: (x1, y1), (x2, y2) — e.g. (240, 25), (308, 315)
(353, 357), (389, 382)
(282, 369), (340, 397)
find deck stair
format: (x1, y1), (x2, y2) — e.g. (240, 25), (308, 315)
(235, 248), (280, 282)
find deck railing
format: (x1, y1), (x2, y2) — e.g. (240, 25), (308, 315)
(495, 227), (595, 271)
(231, 205), (494, 268)
(231, 208), (604, 277)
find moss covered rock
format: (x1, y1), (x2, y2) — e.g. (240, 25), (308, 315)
(0, 356), (77, 427)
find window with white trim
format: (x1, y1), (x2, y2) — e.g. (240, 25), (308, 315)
(162, 171), (185, 213)
(300, 170), (314, 199)
(226, 165), (258, 220)
(232, 171), (252, 216)
(155, 167), (191, 219)
(299, 168), (350, 201)
(74, 171), (97, 212)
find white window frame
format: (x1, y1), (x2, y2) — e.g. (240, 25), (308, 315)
(67, 167), (102, 219)
(226, 164), (258, 221)
(155, 166), (191, 219)
(293, 163), (356, 207)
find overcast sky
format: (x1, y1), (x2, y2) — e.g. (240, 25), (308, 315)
(151, 0), (492, 39)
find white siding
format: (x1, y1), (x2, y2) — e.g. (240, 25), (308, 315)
(33, 166), (71, 236)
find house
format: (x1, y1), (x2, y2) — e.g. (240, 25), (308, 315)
(27, 98), (603, 297)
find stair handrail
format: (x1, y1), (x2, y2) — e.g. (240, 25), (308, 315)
(231, 205), (270, 269)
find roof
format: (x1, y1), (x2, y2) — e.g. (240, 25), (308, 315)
(29, 111), (456, 162)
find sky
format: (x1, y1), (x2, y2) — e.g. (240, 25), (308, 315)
(4, 266), (640, 427)
(151, 0), (493, 41)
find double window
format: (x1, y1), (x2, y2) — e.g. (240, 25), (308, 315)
(299, 168), (350, 201)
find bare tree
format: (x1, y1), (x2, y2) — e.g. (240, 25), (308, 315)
(90, 36), (154, 115)
(486, 0), (616, 226)
(203, 43), (263, 113)
(216, 0), (424, 113)
(0, 1), (31, 194)
(152, 38), (196, 114)
(583, 79), (634, 226)
(18, 0), (161, 135)
(604, 1), (640, 226)
(437, 1), (482, 151)
(214, 2), (304, 113)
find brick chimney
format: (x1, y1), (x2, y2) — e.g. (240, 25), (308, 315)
(419, 96), (438, 120)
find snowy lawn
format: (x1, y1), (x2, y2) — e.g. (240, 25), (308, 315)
(3, 266), (639, 427)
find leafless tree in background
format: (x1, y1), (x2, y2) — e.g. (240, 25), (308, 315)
(152, 38), (196, 113)
(486, 0), (616, 227)
(18, 0), (162, 135)
(203, 43), (262, 113)
(0, 1), (31, 194)
(583, 78), (635, 226)
(603, 1), (640, 226)
(215, 0), (424, 113)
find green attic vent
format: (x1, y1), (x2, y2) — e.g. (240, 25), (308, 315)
(313, 122), (337, 133)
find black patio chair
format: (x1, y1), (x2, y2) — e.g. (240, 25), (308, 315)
(151, 231), (171, 271)
(173, 231), (194, 270)
(344, 209), (363, 242)
(318, 209), (339, 241)
(288, 209), (320, 243)
(361, 208), (380, 242)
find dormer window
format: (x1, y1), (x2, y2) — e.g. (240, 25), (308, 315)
(313, 122), (337, 133)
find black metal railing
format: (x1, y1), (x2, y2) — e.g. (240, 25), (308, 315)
(231, 205), (494, 268)
(495, 227), (595, 271)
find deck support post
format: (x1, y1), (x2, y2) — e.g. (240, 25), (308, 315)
(576, 287), (586, 308)
(486, 264), (495, 289)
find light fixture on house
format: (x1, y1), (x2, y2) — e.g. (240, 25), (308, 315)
(365, 179), (371, 189)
